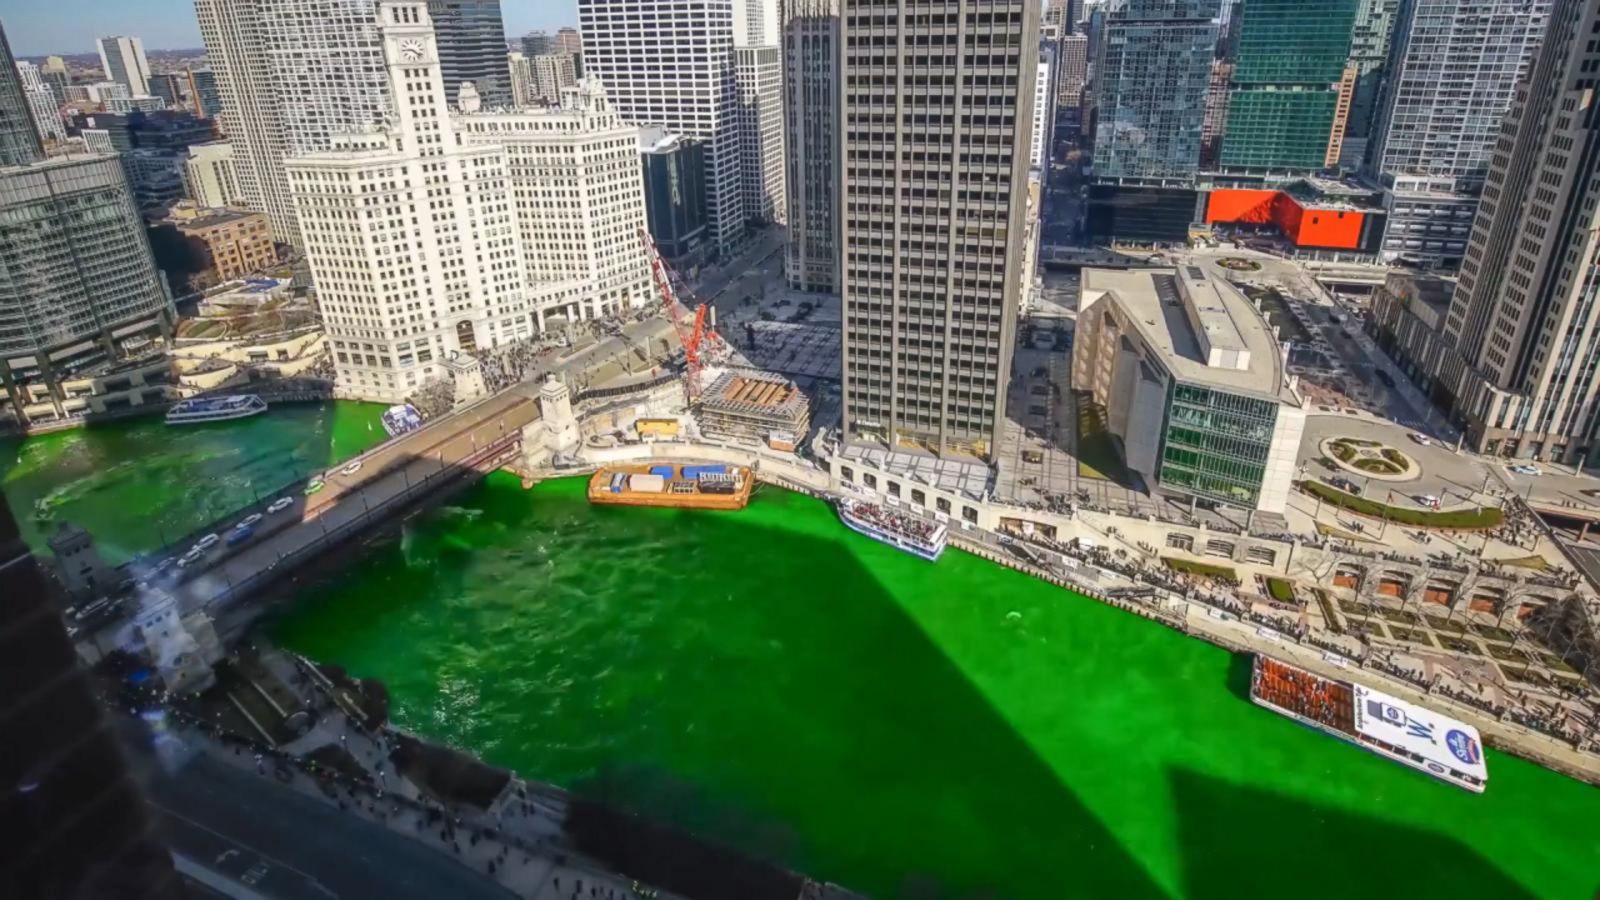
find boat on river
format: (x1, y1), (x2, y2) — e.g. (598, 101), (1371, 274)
(382, 403), (423, 437)
(836, 497), (946, 562)
(1250, 655), (1487, 793)
(587, 463), (752, 510)
(165, 394), (268, 425)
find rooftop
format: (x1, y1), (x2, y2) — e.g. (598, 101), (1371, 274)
(701, 370), (808, 419)
(178, 208), (264, 230)
(1082, 262), (1294, 403)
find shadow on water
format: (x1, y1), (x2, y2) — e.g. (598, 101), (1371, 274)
(553, 509), (1168, 900)
(1224, 652), (1254, 703)
(1169, 768), (1537, 900)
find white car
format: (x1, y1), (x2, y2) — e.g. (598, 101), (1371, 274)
(1408, 433), (1431, 446)
(341, 460), (363, 476)
(1508, 463), (1541, 476)
(193, 534), (220, 552)
(1415, 494), (1440, 509)
(178, 547), (204, 568)
(267, 497), (294, 514)
(240, 513), (263, 528)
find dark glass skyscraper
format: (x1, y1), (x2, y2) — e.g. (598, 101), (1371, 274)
(0, 21), (44, 166)
(427, 0), (513, 108)
(1219, 0), (1357, 173)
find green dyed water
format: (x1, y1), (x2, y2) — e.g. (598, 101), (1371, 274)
(0, 401), (385, 563)
(273, 475), (1600, 899)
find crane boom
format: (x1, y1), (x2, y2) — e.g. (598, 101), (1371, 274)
(640, 228), (711, 398)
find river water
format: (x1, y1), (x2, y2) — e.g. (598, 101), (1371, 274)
(269, 474), (1600, 900)
(4, 413), (1597, 897)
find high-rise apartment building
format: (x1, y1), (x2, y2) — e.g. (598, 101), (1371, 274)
(1365, 0), (1550, 269)
(18, 63), (65, 144)
(529, 53), (577, 104)
(145, 73), (184, 109)
(1337, 0), (1400, 169)
(735, 45), (784, 224)
(426, 0), (512, 108)
(1055, 33), (1087, 107)
(1032, 42), (1054, 170)
(1373, 0), (1600, 462)
(839, 0), (1039, 459)
(40, 56), (70, 102)
(0, 154), (175, 421)
(521, 30), (552, 56)
(183, 140), (242, 208)
(1219, 0), (1358, 173)
(782, 0), (839, 293)
(97, 36), (152, 97)
(580, 0), (747, 255)
(184, 68), (222, 119)
(0, 26), (43, 166)
(288, 0), (527, 402)
(457, 81), (653, 325)
(1091, 0), (1218, 184)
(555, 26), (583, 57)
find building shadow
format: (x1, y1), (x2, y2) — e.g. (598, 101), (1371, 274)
(1169, 767), (1540, 900)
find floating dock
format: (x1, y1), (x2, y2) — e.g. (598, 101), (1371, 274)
(587, 463), (753, 510)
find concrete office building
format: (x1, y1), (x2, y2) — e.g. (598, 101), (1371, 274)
(640, 128), (709, 262)
(1220, 0), (1358, 174)
(1073, 265), (1307, 514)
(1056, 33), (1087, 107)
(580, 0), (747, 256)
(146, 73), (184, 109)
(182, 140), (242, 208)
(97, 36), (152, 97)
(735, 45), (784, 224)
(1372, 0), (1600, 463)
(839, 0), (1039, 460)
(173, 208), (277, 282)
(457, 80), (654, 325)
(782, 0), (839, 293)
(1337, 0), (1400, 169)
(0, 154), (175, 424)
(288, 0), (527, 403)
(1365, 0), (1550, 270)
(426, 0), (512, 108)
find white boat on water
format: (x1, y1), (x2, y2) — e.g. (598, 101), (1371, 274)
(382, 403), (423, 437)
(165, 394), (268, 425)
(1250, 655), (1487, 793)
(837, 497), (947, 562)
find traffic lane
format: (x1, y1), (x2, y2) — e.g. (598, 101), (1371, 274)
(148, 754), (518, 900)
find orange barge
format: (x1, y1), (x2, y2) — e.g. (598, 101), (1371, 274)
(587, 463), (753, 511)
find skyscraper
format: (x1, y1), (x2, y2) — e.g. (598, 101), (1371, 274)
(185, 67), (222, 119)
(1373, 0), (1600, 462)
(427, 0), (513, 108)
(97, 35), (152, 97)
(580, 0), (746, 255)
(17, 61), (65, 144)
(1337, 0), (1400, 169)
(146, 72), (184, 109)
(735, 44), (784, 224)
(521, 30), (552, 56)
(288, 0), (526, 402)
(1032, 42), (1054, 170)
(781, 0), (839, 293)
(1091, 0), (1218, 183)
(0, 23), (44, 166)
(1365, 0), (1550, 269)
(1055, 32), (1087, 107)
(1219, 0), (1358, 173)
(838, 0), (1039, 459)
(529, 53), (577, 104)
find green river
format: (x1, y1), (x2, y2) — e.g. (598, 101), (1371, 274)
(4, 409), (1598, 898)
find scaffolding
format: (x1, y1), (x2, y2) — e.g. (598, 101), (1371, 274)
(696, 369), (811, 448)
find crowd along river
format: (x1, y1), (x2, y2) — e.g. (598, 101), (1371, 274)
(4, 407), (1598, 898)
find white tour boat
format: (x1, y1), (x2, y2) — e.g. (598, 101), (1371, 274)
(836, 497), (947, 562)
(165, 394), (268, 425)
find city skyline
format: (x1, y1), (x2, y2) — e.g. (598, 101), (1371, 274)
(1, 0), (580, 56)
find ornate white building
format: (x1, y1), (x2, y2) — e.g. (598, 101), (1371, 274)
(286, 0), (529, 402)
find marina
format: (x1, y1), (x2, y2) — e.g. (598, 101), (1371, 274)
(587, 463), (753, 511)
(164, 394), (269, 425)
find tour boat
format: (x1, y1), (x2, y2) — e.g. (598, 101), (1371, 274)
(382, 403), (423, 437)
(836, 497), (947, 562)
(165, 394), (268, 425)
(587, 464), (752, 511)
(1250, 655), (1487, 793)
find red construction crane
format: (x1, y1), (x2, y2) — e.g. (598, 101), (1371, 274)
(640, 229), (719, 399)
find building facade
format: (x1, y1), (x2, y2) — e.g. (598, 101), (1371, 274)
(1365, 0), (1551, 270)
(1374, 0), (1600, 463)
(97, 36), (152, 97)
(1219, 0), (1358, 173)
(1031, 42), (1054, 170)
(782, 0), (838, 293)
(1055, 33), (1087, 107)
(1073, 265), (1306, 513)
(175, 208), (276, 283)
(288, 0), (527, 403)
(182, 140), (242, 208)
(0, 25), (45, 167)
(0, 154), (174, 424)
(185, 69), (223, 120)
(640, 128), (709, 262)
(839, 0), (1038, 459)
(146, 73), (184, 109)
(580, 0), (747, 256)
(24, 81), (65, 144)
(456, 80), (654, 325)
(735, 44), (784, 224)
(1337, 0), (1400, 169)
(1091, 0), (1218, 184)
(426, 0), (512, 108)
(528, 53), (577, 105)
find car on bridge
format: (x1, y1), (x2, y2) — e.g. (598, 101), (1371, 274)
(267, 497), (294, 514)
(240, 513), (263, 529)
(340, 460), (363, 476)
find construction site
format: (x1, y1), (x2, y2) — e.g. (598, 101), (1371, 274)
(695, 370), (812, 450)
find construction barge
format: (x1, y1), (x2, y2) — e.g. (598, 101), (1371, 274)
(587, 463), (753, 510)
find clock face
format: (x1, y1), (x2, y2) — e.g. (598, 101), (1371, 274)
(399, 39), (426, 62)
